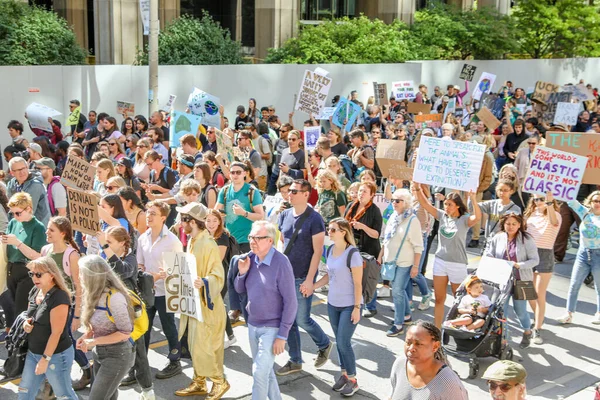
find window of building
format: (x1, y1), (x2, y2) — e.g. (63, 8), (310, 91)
(301, 0), (356, 21)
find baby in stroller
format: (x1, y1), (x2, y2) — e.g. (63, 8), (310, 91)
(444, 276), (491, 331)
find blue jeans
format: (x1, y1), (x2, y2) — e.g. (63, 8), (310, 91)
(327, 304), (358, 376)
(248, 324), (282, 400)
(406, 273), (430, 301)
(67, 306), (90, 369)
(495, 155), (509, 171)
(366, 292), (378, 311)
(567, 247), (600, 313)
(144, 296), (181, 361)
(391, 267), (412, 325)
(19, 347), (78, 400)
(287, 278), (330, 364)
(505, 295), (531, 331)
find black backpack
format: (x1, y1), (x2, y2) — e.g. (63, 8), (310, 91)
(326, 246), (381, 304)
(225, 233), (241, 267)
(3, 311), (29, 378)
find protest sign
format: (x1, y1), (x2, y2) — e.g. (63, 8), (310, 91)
(169, 111), (203, 148)
(561, 84), (595, 102)
(373, 193), (390, 217)
(66, 188), (100, 236)
(413, 136), (485, 192)
(477, 107), (501, 131)
(117, 101), (135, 117)
(472, 72), (496, 101)
(459, 64), (477, 82)
(215, 129), (234, 162)
(531, 81), (559, 104)
(139, 0), (150, 35)
(546, 132), (600, 184)
(480, 93), (505, 119)
(414, 113), (442, 130)
(164, 252), (203, 322)
(187, 88), (221, 127)
(332, 97), (361, 132)
(304, 126), (320, 150)
(391, 81), (416, 100)
(66, 106), (81, 127)
(295, 69), (332, 116)
(165, 94), (177, 110)
(373, 82), (389, 105)
(61, 157), (96, 191)
(554, 102), (580, 126)
(315, 107), (335, 120)
(584, 99), (598, 112)
(25, 103), (62, 132)
(477, 256), (513, 289)
(522, 147), (587, 202)
(443, 98), (457, 123)
(532, 92), (572, 123)
(375, 139), (407, 179)
(263, 195), (284, 220)
(407, 102), (431, 115)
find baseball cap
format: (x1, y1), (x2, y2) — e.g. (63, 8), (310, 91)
(236, 105), (245, 113)
(33, 157), (56, 170)
(176, 202), (208, 222)
(482, 361), (527, 384)
(116, 158), (132, 168)
(454, 85), (460, 90)
(28, 143), (42, 155)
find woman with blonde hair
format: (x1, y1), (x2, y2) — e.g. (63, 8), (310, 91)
(316, 169), (347, 225)
(76, 255), (135, 400)
(19, 257), (78, 400)
(133, 138), (152, 182)
(314, 218), (363, 396)
(108, 139), (126, 163)
(106, 176), (127, 195)
(325, 156), (351, 191)
(94, 158), (116, 196)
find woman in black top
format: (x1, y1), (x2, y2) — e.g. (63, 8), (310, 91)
(20, 257), (78, 400)
(194, 162), (217, 209)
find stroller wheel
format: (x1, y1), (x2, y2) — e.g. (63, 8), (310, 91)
(468, 359), (480, 379)
(500, 346), (514, 361)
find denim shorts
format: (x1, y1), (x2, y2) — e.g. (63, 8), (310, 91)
(533, 248), (555, 274)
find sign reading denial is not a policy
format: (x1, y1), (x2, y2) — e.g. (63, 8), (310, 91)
(66, 188), (100, 236)
(61, 157), (96, 192)
(164, 252), (203, 322)
(413, 137), (485, 192)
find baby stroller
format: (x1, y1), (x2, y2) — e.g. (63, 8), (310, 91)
(441, 267), (515, 379)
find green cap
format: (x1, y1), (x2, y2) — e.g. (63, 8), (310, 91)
(482, 360), (527, 384)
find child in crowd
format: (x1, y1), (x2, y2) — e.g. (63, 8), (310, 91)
(444, 276), (491, 331)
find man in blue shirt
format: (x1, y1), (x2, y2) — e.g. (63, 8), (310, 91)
(234, 221), (297, 399)
(277, 179), (332, 376)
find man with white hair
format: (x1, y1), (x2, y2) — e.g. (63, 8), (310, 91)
(7, 157), (50, 225)
(441, 123), (455, 139)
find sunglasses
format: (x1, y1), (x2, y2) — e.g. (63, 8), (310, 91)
(28, 271), (47, 279)
(137, 145), (148, 148)
(527, 142), (537, 145)
(289, 189), (307, 195)
(533, 198), (545, 202)
(392, 199), (404, 204)
(248, 235), (269, 242)
(487, 381), (515, 392)
(13, 210), (26, 217)
(181, 215), (192, 222)
(327, 227), (338, 233)
(230, 170), (244, 175)
(288, 138), (298, 142)
(591, 200), (600, 204)
(126, 139), (132, 143)
(109, 143), (117, 146)
(107, 186), (117, 191)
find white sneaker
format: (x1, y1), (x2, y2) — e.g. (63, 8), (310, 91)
(140, 389), (155, 400)
(592, 313), (600, 325)
(225, 336), (237, 349)
(557, 313), (573, 324)
(378, 286), (391, 298)
(418, 294), (432, 311)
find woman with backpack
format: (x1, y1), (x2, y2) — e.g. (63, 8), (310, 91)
(314, 218), (363, 396)
(205, 209), (237, 349)
(116, 158), (143, 199)
(118, 187), (147, 235)
(18, 257), (78, 400)
(194, 162), (218, 209)
(76, 255), (136, 400)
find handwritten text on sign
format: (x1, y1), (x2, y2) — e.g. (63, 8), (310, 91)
(66, 188), (100, 236)
(545, 132), (600, 185)
(295, 69), (332, 115)
(164, 252), (203, 322)
(61, 157), (96, 192)
(522, 147), (587, 202)
(413, 137), (485, 192)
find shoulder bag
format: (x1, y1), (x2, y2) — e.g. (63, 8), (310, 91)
(283, 207), (312, 256)
(380, 217), (415, 281)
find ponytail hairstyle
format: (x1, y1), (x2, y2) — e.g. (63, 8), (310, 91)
(410, 320), (448, 365)
(49, 216), (80, 253)
(106, 226), (131, 255)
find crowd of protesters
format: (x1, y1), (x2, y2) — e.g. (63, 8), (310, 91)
(0, 79), (598, 400)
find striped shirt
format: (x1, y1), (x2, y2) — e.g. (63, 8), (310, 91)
(390, 357), (469, 400)
(526, 210), (562, 249)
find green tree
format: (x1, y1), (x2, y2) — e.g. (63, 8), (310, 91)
(0, 1), (86, 65)
(264, 16), (415, 64)
(409, 5), (516, 60)
(513, 0), (600, 58)
(136, 13), (245, 65)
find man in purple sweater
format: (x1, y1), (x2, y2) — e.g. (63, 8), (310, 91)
(234, 221), (298, 399)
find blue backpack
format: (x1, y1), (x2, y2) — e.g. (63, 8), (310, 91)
(338, 155), (355, 182)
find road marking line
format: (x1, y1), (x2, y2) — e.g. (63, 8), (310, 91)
(149, 339), (168, 349)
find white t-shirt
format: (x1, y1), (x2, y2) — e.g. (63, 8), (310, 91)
(458, 293), (492, 318)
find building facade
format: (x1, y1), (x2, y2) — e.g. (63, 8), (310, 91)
(29, 0), (511, 64)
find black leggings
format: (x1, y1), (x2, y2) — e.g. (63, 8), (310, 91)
(6, 262), (33, 328)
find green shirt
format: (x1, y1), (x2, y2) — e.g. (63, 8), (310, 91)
(317, 190), (347, 224)
(217, 183), (263, 244)
(6, 217), (47, 264)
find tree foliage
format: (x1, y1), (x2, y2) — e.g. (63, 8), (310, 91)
(264, 16), (414, 64)
(512, 0), (600, 59)
(136, 12), (245, 65)
(0, 0), (86, 65)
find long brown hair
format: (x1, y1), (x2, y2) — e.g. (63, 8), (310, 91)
(49, 217), (80, 252)
(523, 195), (559, 219)
(206, 209), (227, 240)
(499, 213), (530, 242)
(329, 217), (356, 246)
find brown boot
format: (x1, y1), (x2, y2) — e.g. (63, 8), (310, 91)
(72, 367), (92, 391)
(175, 377), (208, 397)
(207, 377), (230, 400)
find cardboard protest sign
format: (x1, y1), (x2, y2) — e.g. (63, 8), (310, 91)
(25, 103), (62, 132)
(375, 139), (406, 174)
(392, 81), (416, 100)
(472, 72), (496, 101)
(60, 157), (96, 192)
(295, 69), (332, 116)
(66, 188), (100, 236)
(480, 93), (505, 119)
(117, 101), (135, 117)
(332, 97), (361, 132)
(164, 252), (203, 322)
(532, 92), (572, 123)
(560, 84), (594, 102)
(187, 88), (221, 127)
(66, 106), (81, 127)
(553, 102), (580, 126)
(169, 111), (203, 148)
(165, 94), (177, 110)
(531, 81), (559, 104)
(413, 136), (486, 192)
(522, 147), (588, 202)
(546, 132), (600, 184)
(407, 102), (431, 115)
(414, 113), (442, 130)
(477, 107), (501, 131)
(215, 129), (234, 163)
(459, 64), (477, 82)
(304, 126), (320, 151)
(373, 82), (389, 105)
(315, 107), (335, 120)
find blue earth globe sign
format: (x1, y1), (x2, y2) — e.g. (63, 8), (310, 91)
(479, 79), (491, 94)
(204, 101), (219, 115)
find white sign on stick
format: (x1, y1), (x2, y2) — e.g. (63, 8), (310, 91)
(413, 136), (485, 192)
(25, 103), (62, 132)
(304, 126), (320, 150)
(553, 102), (580, 126)
(391, 81), (416, 100)
(295, 69), (332, 116)
(472, 72), (497, 101)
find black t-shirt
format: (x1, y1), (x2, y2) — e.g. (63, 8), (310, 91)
(235, 115), (251, 131)
(150, 166), (177, 192)
(160, 126), (170, 142)
(27, 287), (72, 355)
(345, 202), (382, 258)
(331, 142), (349, 157)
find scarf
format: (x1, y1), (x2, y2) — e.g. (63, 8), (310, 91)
(383, 209), (413, 245)
(345, 199), (373, 224)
